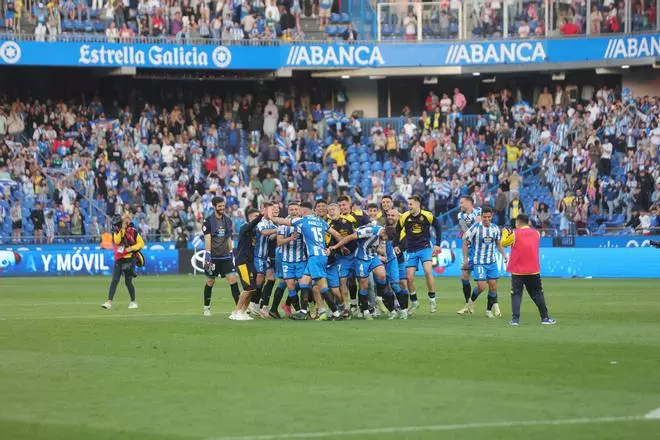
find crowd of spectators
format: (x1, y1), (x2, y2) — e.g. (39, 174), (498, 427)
(385, 83), (659, 235)
(378, 0), (657, 41)
(0, 78), (658, 244)
(2, 0), (346, 41)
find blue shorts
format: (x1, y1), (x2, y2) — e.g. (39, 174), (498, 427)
(397, 258), (407, 279)
(326, 264), (340, 289)
(254, 256), (269, 274)
(275, 257), (284, 279)
(304, 255), (328, 280)
(473, 262), (499, 281)
(355, 257), (383, 279)
(385, 258), (400, 285)
(335, 255), (356, 279)
(282, 261), (306, 280)
(405, 247), (433, 268)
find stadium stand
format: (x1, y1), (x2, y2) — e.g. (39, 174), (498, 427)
(0, 80), (658, 245)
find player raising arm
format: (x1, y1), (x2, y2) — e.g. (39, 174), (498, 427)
(461, 207), (507, 318)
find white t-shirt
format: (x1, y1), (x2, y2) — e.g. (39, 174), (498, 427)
(404, 16), (416, 36)
(601, 142), (613, 159)
(404, 122), (417, 138)
(650, 127), (660, 146)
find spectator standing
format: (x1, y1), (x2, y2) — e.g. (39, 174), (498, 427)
(30, 202), (46, 244)
(11, 201), (22, 243)
(404, 10), (418, 41)
(453, 88), (467, 112)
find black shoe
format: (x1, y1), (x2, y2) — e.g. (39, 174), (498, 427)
(268, 310), (282, 320)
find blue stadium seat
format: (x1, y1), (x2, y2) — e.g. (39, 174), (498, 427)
(62, 20), (74, 32)
(330, 13), (341, 24)
(325, 25), (337, 37)
(94, 21), (106, 33)
(341, 13), (350, 24)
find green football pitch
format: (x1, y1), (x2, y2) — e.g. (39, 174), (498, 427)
(1, 276), (659, 440)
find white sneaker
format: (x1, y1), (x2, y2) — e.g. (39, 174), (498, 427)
(492, 303), (502, 317)
(248, 303), (261, 318)
(101, 301), (112, 309)
(409, 301), (419, 316)
(128, 301), (138, 309)
(467, 299), (475, 314)
(235, 311), (254, 321)
(430, 298), (437, 313)
(375, 297), (389, 314)
(203, 307), (212, 317)
(398, 309), (409, 320)
(457, 303), (472, 315)
(486, 310), (494, 318)
(388, 310), (398, 320)
(363, 311), (374, 320)
(260, 305), (271, 319)
(229, 312), (237, 320)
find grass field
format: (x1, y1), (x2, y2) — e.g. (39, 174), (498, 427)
(1, 275), (659, 440)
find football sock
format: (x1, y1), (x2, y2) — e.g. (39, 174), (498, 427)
(271, 283), (286, 312)
(203, 284), (212, 306)
(410, 291), (418, 303)
(300, 284), (311, 312)
(487, 291), (498, 311)
(320, 287), (337, 313)
(470, 287), (481, 302)
(428, 291), (436, 300)
(397, 289), (409, 309)
(229, 283), (240, 304)
(261, 279), (275, 306)
(251, 285), (262, 305)
(349, 279), (358, 301)
(289, 289), (301, 311)
(358, 289), (370, 312)
(383, 290), (395, 312)
(462, 279), (471, 302)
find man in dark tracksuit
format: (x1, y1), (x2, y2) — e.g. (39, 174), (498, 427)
(102, 215), (144, 310)
(230, 208), (264, 321)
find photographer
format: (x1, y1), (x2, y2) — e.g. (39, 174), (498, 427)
(101, 214), (144, 310)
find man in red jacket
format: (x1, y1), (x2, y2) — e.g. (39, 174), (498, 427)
(501, 214), (556, 326)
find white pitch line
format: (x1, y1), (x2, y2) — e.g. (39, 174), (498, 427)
(205, 415), (657, 440)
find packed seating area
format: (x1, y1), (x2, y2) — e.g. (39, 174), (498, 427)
(0, 79), (658, 244)
(1, 0), (341, 41)
(1, 0), (657, 42)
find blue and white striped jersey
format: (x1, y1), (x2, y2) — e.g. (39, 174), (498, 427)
(355, 224), (384, 261)
(464, 223), (501, 265)
(278, 223), (306, 263)
(457, 207), (482, 233)
(255, 219), (276, 259)
(291, 216), (329, 257)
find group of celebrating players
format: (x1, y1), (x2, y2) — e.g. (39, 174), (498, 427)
(201, 193), (513, 322)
